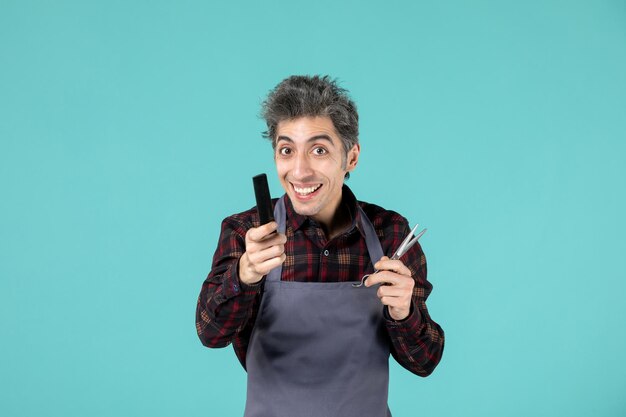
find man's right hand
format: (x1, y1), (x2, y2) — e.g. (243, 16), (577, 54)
(239, 222), (287, 285)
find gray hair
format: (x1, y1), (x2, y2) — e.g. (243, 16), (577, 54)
(260, 75), (359, 158)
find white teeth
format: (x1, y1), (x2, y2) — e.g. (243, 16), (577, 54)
(294, 184), (321, 195)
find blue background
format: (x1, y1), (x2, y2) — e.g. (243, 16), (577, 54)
(1, 1), (625, 416)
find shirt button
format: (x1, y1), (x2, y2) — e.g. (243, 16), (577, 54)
(233, 284), (239, 292)
(323, 250), (329, 256)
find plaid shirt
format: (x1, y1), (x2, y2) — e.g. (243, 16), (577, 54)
(196, 185), (444, 376)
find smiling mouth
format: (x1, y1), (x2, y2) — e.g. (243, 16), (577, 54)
(292, 183), (322, 196)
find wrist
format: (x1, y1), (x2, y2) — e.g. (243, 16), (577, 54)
(389, 308), (410, 321)
(238, 253), (264, 285)
(386, 302), (414, 322)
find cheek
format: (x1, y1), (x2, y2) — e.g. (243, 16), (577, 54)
(327, 153), (342, 166)
(275, 160), (288, 177)
(317, 154), (342, 171)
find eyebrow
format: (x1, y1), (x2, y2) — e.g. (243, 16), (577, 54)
(276, 135), (334, 145)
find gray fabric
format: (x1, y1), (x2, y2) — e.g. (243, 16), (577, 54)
(244, 196), (392, 417)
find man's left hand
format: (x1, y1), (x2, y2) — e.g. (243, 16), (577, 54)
(364, 256), (414, 321)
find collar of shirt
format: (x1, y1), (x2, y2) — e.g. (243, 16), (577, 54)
(283, 184), (367, 239)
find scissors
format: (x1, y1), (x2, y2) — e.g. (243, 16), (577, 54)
(352, 224), (427, 288)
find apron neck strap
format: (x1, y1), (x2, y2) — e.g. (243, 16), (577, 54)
(267, 195), (384, 283)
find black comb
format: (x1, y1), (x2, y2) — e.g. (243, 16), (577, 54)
(253, 174), (274, 225)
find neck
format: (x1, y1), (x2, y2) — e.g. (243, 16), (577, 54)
(313, 197), (352, 240)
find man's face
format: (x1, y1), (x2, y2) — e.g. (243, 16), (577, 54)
(274, 116), (359, 226)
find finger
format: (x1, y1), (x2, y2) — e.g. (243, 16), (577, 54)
(247, 222), (278, 242)
(249, 243), (285, 264)
(252, 232), (286, 249)
(365, 271), (403, 287)
(374, 258), (412, 276)
(255, 253), (286, 275)
(379, 296), (402, 306)
(380, 297), (411, 312)
(376, 286), (407, 298)
(247, 233), (285, 255)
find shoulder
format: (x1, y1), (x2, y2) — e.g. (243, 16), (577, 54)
(220, 198), (280, 234)
(357, 200), (409, 233)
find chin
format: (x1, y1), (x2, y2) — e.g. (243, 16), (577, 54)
(291, 201), (321, 217)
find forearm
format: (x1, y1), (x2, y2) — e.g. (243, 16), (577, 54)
(386, 303), (445, 376)
(196, 258), (262, 347)
(382, 222), (444, 376)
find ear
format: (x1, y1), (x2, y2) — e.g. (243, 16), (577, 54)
(346, 143), (360, 172)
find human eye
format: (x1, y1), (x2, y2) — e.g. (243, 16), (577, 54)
(312, 146), (328, 156)
(278, 147), (292, 156)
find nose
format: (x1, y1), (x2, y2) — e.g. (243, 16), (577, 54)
(292, 152), (314, 179)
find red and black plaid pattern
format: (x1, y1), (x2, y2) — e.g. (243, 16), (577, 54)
(196, 186), (444, 376)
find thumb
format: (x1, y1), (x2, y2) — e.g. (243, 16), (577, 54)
(375, 256), (389, 267)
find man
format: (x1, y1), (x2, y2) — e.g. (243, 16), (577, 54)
(196, 75), (444, 417)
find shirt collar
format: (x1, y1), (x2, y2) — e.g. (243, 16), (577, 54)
(283, 184), (366, 238)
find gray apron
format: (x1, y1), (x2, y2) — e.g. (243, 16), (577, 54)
(244, 196), (392, 417)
